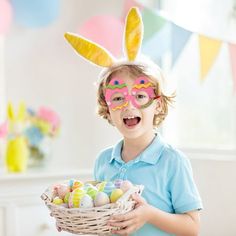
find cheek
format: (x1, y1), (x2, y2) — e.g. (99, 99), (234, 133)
(109, 111), (122, 125)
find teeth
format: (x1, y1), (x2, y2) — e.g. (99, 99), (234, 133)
(124, 116), (135, 119)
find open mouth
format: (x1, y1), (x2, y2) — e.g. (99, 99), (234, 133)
(123, 116), (141, 127)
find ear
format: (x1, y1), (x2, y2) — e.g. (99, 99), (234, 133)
(64, 33), (115, 67)
(7, 102), (15, 121)
(124, 7), (143, 61)
(17, 102), (26, 121)
(154, 99), (162, 115)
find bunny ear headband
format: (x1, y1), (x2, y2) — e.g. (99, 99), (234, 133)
(64, 7), (163, 111)
(64, 7), (143, 67)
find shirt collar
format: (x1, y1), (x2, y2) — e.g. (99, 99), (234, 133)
(109, 133), (166, 165)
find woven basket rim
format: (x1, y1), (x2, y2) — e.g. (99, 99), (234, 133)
(41, 181), (144, 235)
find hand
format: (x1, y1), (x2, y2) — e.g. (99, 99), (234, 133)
(107, 193), (150, 235)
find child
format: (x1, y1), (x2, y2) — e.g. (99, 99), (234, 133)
(65, 7), (202, 236)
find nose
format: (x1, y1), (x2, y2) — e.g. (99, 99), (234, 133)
(124, 95), (136, 110)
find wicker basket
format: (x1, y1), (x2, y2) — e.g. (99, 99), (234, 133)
(41, 181), (144, 235)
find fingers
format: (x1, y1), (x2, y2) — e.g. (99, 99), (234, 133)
(132, 193), (146, 204)
(110, 211), (134, 222)
(108, 219), (133, 228)
(112, 225), (136, 235)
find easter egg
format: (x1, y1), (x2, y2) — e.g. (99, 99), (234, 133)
(79, 194), (94, 208)
(60, 203), (69, 208)
(53, 196), (64, 205)
(96, 181), (107, 192)
(57, 184), (71, 199)
(114, 179), (123, 189)
(94, 192), (110, 207)
(103, 182), (115, 196)
(72, 180), (84, 190)
(83, 183), (93, 191)
(64, 192), (71, 204)
(86, 186), (98, 200)
(120, 180), (133, 193)
(110, 189), (123, 203)
(68, 188), (86, 208)
(68, 179), (76, 189)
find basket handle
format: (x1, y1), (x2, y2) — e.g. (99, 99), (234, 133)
(116, 185), (144, 204)
(41, 188), (53, 203)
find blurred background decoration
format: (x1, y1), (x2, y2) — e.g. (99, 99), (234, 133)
(3, 102), (60, 172)
(0, 0), (60, 33)
(5, 102), (28, 172)
(25, 106), (60, 167)
(11, 0), (60, 28)
(0, 0), (12, 35)
(0, 121), (8, 139)
(78, 15), (124, 57)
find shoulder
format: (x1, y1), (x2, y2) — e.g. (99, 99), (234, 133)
(160, 141), (191, 170)
(96, 146), (114, 164)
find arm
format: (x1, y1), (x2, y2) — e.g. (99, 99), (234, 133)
(108, 194), (200, 236)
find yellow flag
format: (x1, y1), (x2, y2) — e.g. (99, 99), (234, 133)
(199, 35), (222, 79)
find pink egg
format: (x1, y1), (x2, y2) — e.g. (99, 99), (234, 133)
(57, 184), (71, 199)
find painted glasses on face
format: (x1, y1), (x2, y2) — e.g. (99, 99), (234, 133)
(105, 77), (160, 111)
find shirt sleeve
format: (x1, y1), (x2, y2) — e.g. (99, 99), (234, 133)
(169, 154), (203, 213)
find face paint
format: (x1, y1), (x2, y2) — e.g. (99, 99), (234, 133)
(105, 77), (159, 111)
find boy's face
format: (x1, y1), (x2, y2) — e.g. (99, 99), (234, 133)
(105, 72), (161, 139)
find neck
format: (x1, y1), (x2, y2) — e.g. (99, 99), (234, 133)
(122, 130), (156, 162)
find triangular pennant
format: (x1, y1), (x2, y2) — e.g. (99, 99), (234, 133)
(142, 22), (171, 61)
(171, 23), (192, 67)
(199, 35), (222, 79)
(142, 8), (167, 42)
(228, 43), (236, 93)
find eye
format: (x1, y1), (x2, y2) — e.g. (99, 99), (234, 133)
(136, 94), (147, 100)
(112, 96), (124, 102)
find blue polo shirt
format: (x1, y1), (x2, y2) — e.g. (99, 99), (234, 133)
(94, 134), (203, 236)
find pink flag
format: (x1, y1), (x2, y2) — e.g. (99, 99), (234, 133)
(228, 43), (236, 93)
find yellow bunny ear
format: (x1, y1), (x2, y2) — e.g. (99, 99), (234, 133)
(124, 7), (143, 61)
(7, 102), (15, 121)
(64, 33), (115, 67)
(17, 102), (26, 122)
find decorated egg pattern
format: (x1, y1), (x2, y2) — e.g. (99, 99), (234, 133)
(103, 182), (115, 196)
(94, 192), (110, 207)
(50, 179), (136, 208)
(68, 188), (86, 208)
(79, 194), (94, 208)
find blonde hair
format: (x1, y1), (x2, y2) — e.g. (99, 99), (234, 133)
(96, 60), (175, 127)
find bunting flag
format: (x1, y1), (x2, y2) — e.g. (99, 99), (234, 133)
(170, 23), (192, 67)
(142, 21), (171, 62)
(142, 8), (167, 42)
(198, 35), (222, 79)
(228, 43), (236, 92)
(123, 0), (236, 89)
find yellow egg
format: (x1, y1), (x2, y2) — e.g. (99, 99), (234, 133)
(64, 192), (71, 203)
(110, 189), (123, 203)
(53, 197), (64, 205)
(69, 188), (85, 208)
